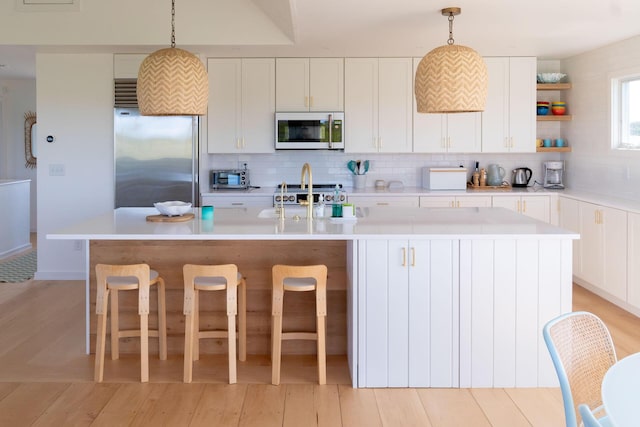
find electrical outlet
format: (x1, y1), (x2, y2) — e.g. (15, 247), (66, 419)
(238, 161), (248, 170)
(73, 240), (82, 251)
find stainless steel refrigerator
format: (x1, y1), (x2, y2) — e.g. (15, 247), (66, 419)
(114, 107), (199, 208)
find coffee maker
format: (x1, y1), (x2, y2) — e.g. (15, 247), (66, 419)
(543, 161), (565, 189)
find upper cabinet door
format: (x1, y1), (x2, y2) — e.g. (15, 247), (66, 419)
(378, 58), (413, 153)
(345, 58), (379, 153)
(481, 57), (535, 153)
(276, 58), (344, 111)
(241, 58), (276, 153)
(275, 58), (309, 111)
(309, 58), (344, 111)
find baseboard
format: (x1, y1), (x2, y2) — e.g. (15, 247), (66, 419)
(33, 271), (85, 281)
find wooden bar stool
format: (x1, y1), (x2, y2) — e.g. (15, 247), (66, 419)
(183, 264), (247, 384)
(271, 264), (327, 385)
(94, 263), (167, 383)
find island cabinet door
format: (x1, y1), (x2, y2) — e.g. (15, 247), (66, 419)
(357, 239), (459, 388)
(458, 238), (573, 388)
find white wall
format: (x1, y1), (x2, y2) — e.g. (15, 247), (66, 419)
(35, 54), (114, 280)
(0, 79), (37, 230)
(562, 35), (640, 201)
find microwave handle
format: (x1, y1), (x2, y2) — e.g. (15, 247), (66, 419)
(328, 114), (333, 149)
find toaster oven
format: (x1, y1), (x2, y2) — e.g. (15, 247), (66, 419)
(210, 169), (250, 189)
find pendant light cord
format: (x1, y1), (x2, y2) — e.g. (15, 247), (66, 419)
(447, 12), (455, 45)
(170, 0), (176, 48)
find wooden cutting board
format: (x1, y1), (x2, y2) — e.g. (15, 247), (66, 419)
(146, 213), (195, 222)
(467, 182), (512, 191)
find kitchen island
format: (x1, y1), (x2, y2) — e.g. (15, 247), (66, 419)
(48, 206), (577, 388)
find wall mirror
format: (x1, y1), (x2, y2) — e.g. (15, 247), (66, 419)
(24, 111), (36, 169)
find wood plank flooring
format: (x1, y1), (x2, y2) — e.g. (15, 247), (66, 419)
(0, 275), (638, 426)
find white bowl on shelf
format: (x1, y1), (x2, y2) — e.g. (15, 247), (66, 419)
(154, 201), (192, 216)
(537, 73), (567, 83)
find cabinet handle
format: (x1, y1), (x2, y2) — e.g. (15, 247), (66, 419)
(310, 96), (313, 107)
(595, 210), (600, 224)
(401, 248), (406, 267)
(378, 137), (382, 149)
(241, 137), (245, 148)
(411, 247), (416, 267)
(376, 202), (390, 206)
(305, 96), (309, 107)
(456, 200), (460, 208)
(231, 202), (244, 206)
(450, 201), (455, 208)
(510, 137), (514, 148)
(522, 200), (527, 212)
(517, 200), (521, 212)
(236, 138), (241, 149)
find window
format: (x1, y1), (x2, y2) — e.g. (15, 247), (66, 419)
(612, 74), (640, 150)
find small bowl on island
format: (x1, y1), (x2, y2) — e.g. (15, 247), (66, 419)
(154, 201), (192, 216)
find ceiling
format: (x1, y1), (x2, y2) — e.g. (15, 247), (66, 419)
(1, 0), (640, 79)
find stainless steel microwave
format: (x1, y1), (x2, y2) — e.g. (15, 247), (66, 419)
(210, 169), (249, 189)
(275, 112), (344, 150)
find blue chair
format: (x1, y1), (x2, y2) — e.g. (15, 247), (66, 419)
(579, 403), (616, 427)
(543, 311), (617, 427)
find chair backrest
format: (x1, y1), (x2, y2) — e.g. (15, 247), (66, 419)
(543, 311), (617, 427)
(578, 404), (603, 427)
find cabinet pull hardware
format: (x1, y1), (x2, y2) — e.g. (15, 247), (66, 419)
(517, 200), (521, 212)
(456, 200), (460, 208)
(450, 201), (455, 208)
(310, 96), (313, 107)
(236, 138), (241, 149)
(447, 136), (451, 148)
(378, 137), (382, 149)
(411, 247), (416, 267)
(401, 248), (406, 267)
(510, 137), (514, 148)
(305, 96), (309, 107)
(231, 202), (243, 206)
(523, 200), (527, 212)
(377, 202), (389, 206)
(242, 137), (245, 148)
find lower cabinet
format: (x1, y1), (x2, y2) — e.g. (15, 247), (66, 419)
(628, 212), (640, 309)
(419, 195), (492, 208)
(357, 239), (458, 387)
(492, 195), (550, 223)
(559, 196), (581, 276)
(577, 201), (627, 301)
(201, 194), (273, 208)
(348, 195), (418, 207)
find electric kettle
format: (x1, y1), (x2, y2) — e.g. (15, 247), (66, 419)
(512, 167), (532, 187)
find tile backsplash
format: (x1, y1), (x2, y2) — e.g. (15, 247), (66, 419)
(204, 151), (565, 190)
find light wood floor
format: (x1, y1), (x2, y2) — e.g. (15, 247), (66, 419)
(1, 266), (639, 425)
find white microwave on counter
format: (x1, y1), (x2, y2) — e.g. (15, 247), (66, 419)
(275, 112), (344, 150)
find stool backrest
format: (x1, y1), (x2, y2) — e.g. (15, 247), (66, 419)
(272, 265), (327, 315)
(95, 263), (151, 315)
(183, 264), (238, 316)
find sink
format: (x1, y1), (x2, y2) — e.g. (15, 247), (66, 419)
(258, 207), (310, 219)
(258, 206), (363, 219)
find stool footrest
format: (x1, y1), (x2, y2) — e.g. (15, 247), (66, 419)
(117, 329), (161, 339)
(198, 330), (229, 339)
(282, 332), (318, 341)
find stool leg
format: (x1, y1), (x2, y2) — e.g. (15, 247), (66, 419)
(140, 313), (149, 382)
(317, 314), (327, 385)
(193, 289), (200, 361)
(271, 312), (283, 385)
(238, 278), (247, 362)
(157, 277), (167, 361)
(94, 289), (109, 382)
(110, 289), (119, 360)
(228, 313), (237, 384)
(183, 311), (194, 383)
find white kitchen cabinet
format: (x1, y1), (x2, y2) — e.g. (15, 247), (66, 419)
(358, 239), (458, 387)
(413, 59), (481, 153)
(201, 194), (273, 208)
(481, 57), (536, 153)
(349, 195), (418, 207)
(275, 58), (344, 112)
(207, 58), (275, 153)
(345, 58), (413, 153)
(627, 212), (640, 309)
(492, 195), (550, 223)
(419, 195), (492, 208)
(558, 196), (581, 276)
(577, 202), (627, 301)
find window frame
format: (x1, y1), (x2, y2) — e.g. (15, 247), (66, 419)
(611, 71), (640, 150)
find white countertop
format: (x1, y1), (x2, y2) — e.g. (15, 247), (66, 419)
(0, 179), (31, 186)
(47, 207), (578, 241)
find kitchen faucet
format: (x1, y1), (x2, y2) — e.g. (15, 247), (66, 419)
(300, 163), (313, 219)
(278, 181), (287, 221)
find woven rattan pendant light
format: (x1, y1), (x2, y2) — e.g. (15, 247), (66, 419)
(415, 7), (488, 113)
(137, 0), (208, 116)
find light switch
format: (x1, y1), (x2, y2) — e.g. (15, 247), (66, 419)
(49, 164), (65, 176)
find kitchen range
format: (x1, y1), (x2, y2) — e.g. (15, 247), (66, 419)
(274, 183), (347, 206)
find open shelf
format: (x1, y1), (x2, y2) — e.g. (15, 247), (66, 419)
(537, 115), (572, 121)
(537, 83), (572, 90)
(536, 146), (572, 152)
